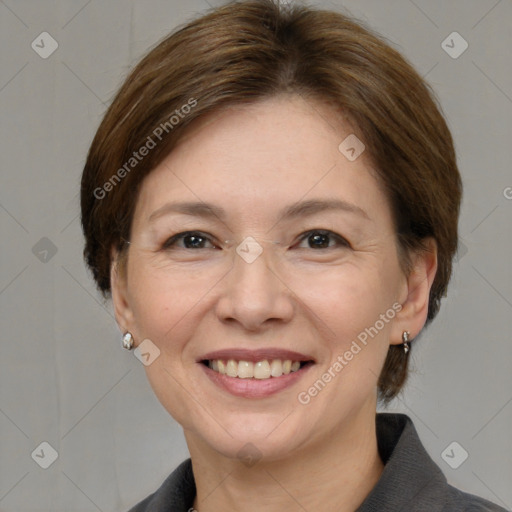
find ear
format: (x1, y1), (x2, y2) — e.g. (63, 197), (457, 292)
(110, 246), (137, 337)
(390, 237), (438, 345)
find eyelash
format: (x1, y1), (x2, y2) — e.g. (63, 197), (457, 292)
(161, 229), (351, 251)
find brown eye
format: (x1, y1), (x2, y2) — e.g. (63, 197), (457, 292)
(163, 231), (216, 250)
(297, 230), (350, 250)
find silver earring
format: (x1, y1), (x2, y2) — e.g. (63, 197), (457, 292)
(402, 331), (410, 354)
(122, 332), (134, 350)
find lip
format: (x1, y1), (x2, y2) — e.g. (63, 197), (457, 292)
(199, 361), (315, 399)
(197, 348), (315, 363)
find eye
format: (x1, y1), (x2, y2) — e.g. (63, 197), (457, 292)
(296, 229), (350, 250)
(162, 231), (217, 250)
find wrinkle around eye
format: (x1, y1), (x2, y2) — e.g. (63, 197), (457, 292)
(295, 230), (351, 250)
(162, 231), (218, 250)
(158, 229), (354, 254)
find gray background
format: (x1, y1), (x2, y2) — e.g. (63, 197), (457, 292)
(1, 0), (511, 510)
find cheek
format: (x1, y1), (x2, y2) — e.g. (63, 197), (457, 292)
(127, 255), (229, 342)
(126, 263), (218, 428)
(292, 259), (400, 401)
(289, 259), (399, 341)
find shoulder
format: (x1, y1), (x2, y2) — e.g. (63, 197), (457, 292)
(440, 485), (510, 512)
(361, 414), (509, 512)
(411, 474), (510, 511)
(127, 458), (196, 512)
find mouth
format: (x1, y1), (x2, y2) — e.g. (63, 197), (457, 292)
(200, 358), (314, 379)
(197, 348), (315, 398)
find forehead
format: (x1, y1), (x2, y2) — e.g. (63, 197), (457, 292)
(133, 95), (391, 228)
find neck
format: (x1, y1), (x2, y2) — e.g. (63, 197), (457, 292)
(187, 405), (384, 512)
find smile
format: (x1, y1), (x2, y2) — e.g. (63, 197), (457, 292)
(202, 358), (310, 379)
(197, 348), (316, 398)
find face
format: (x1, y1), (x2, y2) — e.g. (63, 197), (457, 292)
(112, 95), (433, 462)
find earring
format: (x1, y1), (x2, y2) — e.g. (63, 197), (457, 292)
(402, 331), (410, 354)
(122, 332), (134, 350)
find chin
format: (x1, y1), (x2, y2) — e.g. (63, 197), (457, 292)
(185, 407), (320, 464)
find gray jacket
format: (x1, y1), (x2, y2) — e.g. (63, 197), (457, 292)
(129, 413), (509, 511)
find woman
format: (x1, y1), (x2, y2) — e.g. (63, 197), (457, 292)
(80, 1), (508, 510)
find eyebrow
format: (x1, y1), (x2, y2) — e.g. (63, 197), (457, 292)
(148, 198), (370, 223)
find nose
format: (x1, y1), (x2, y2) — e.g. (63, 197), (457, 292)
(215, 244), (295, 332)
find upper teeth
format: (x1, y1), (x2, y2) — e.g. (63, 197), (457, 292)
(208, 359), (302, 379)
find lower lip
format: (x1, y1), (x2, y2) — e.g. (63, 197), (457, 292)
(199, 363), (314, 399)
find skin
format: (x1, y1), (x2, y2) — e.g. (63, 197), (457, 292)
(111, 94), (437, 511)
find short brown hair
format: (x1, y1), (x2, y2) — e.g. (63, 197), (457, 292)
(81, 0), (462, 401)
